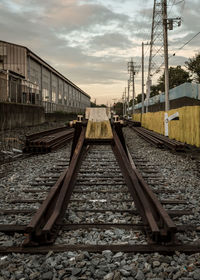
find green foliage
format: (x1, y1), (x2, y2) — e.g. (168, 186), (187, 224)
(150, 85), (161, 97)
(159, 66), (191, 91)
(114, 102), (123, 116)
(134, 93), (146, 104)
(150, 66), (192, 97)
(90, 102), (96, 107)
(91, 102), (107, 108)
(185, 53), (200, 83)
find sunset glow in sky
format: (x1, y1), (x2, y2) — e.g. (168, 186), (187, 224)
(0, 0), (199, 104)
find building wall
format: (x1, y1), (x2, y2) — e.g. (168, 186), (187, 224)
(0, 102), (45, 129)
(0, 41), (27, 77)
(0, 73), (7, 100)
(28, 55), (90, 112)
(0, 41), (91, 113)
(42, 67), (51, 102)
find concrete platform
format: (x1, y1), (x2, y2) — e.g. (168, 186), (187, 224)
(85, 108), (113, 139)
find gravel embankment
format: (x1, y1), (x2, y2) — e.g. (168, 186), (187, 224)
(0, 126), (200, 279)
(124, 127), (200, 227)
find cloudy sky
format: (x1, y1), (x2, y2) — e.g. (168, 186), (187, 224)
(0, 0), (199, 104)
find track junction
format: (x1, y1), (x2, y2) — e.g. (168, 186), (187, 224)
(0, 108), (200, 255)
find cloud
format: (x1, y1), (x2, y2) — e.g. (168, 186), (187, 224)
(89, 32), (133, 50)
(169, 55), (189, 66)
(0, 0), (200, 104)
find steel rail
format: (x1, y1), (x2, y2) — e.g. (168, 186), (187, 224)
(23, 127), (86, 246)
(23, 128), (74, 153)
(132, 127), (164, 148)
(112, 128), (177, 244)
(25, 126), (69, 142)
(138, 127), (185, 149)
(132, 126), (185, 151)
(27, 130), (74, 146)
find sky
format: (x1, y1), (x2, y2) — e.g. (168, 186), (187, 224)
(0, 0), (199, 104)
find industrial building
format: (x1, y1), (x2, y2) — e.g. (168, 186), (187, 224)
(0, 40), (91, 113)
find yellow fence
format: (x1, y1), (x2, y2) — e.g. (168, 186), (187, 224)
(133, 106), (200, 147)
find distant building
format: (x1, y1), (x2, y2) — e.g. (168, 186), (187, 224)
(0, 40), (91, 113)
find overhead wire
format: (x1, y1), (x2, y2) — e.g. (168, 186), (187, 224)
(151, 30), (200, 76)
(170, 31), (200, 57)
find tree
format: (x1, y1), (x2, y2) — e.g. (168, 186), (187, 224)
(134, 93), (147, 104)
(150, 66), (192, 96)
(185, 53), (200, 83)
(150, 85), (161, 97)
(91, 101), (96, 107)
(91, 102), (107, 108)
(114, 102), (123, 116)
(158, 66), (192, 92)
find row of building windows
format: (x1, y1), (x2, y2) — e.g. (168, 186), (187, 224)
(0, 42), (91, 112)
(29, 58), (89, 106)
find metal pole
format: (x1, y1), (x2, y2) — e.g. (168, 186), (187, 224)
(123, 92), (125, 117)
(163, 0), (169, 111)
(16, 82), (17, 103)
(127, 81), (130, 116)
(122, 93), (124, 116)
(125, 87), (127, 116)
(132, 68), (135, 115)
(146, 0), (156, 113)
(142, 42), (144, 114)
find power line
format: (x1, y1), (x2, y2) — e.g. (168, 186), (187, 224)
(151, 31), (200, 76)
(171, 31), (200, 56)
(172, 0), (185, 5)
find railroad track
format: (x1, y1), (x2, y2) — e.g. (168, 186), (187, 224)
(23, 126), (74, 153)
(0, 122), (200, 254)
(125, 119), (188, 151)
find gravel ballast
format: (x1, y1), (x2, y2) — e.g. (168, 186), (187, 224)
(0, 126), (200, 279)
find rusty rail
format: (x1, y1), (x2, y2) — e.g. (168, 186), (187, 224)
(112, 126), (177, 244)
(132, 126), (186, 151)
(23, 127), (86, 246)
(24, 123), (177, 246)
(23, 127), (74, 153)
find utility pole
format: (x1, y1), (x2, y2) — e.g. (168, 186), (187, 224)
(132, 74), (135, 115)
(128, 59), (139, 116)
(123, 91), (126, 117)
(124, 87), (127, 116)
(127, 80), (130, 116)
(122, 92), (125, 116)
(142, 42), (144, 114)
(147, 0), (181, 113)
(112, 98), (117, 114)
(163, 0), (169, 111)
(142, 42), (149, 114)
(146, 0), (156, 113)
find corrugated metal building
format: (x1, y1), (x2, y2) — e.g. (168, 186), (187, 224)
(0, 40), (91, 113)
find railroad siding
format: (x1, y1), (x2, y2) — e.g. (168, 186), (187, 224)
(133, 106), (200, 147)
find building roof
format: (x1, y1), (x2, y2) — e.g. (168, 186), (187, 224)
(0, 40), (90, 99)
